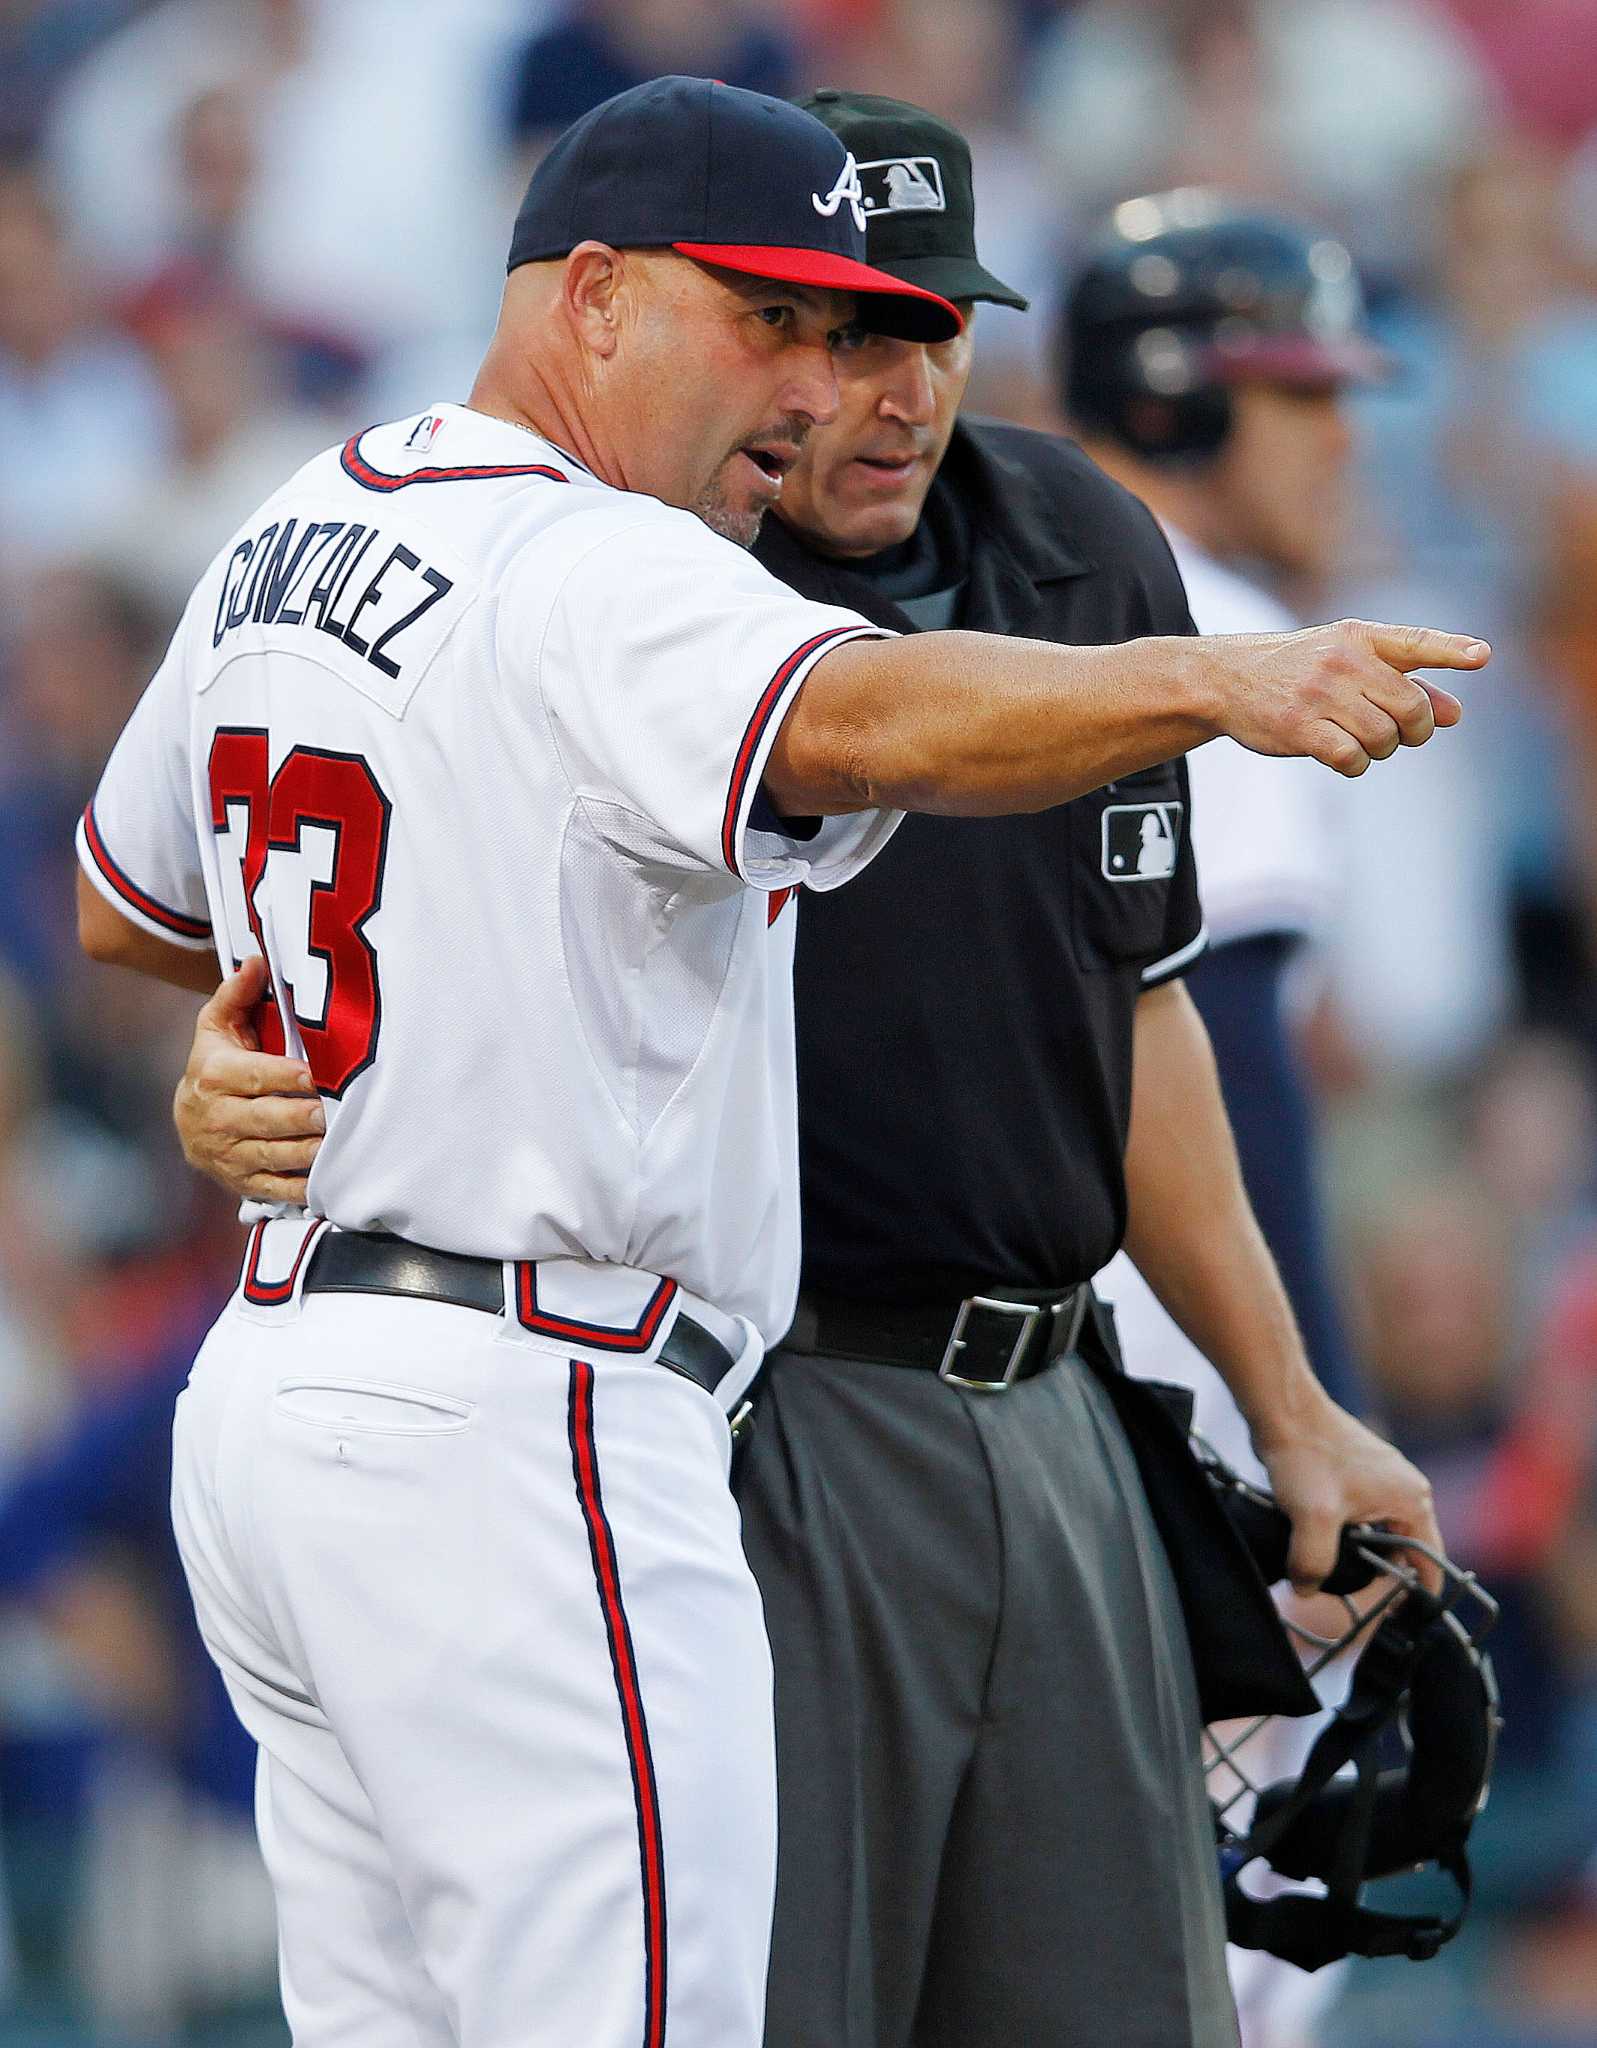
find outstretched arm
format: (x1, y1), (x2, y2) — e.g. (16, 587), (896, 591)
(766, 619), (1486, 817)
(1121, 979), (1441, 1591)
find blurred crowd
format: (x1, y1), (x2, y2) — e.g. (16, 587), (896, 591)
(6, 0), (1597, 2043)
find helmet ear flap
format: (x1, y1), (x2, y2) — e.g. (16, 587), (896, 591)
(1063, 343), (1232, 461)
(1168, 387), (1232, 459)
(1122, 387), (1232, 461)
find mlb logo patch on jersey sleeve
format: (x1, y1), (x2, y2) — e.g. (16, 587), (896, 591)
(1102, 800), (1182, 881)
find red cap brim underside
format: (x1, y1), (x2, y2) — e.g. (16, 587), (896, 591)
(674, 242), (963, 341)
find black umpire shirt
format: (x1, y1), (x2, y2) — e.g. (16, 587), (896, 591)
(753, 418), (1204, 1304)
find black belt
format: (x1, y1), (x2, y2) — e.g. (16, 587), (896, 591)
(301, 1230), (738, 1401)
(781, 1283), (1091, 1391)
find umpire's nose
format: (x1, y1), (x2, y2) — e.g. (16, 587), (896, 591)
(880, 343), (936, 430)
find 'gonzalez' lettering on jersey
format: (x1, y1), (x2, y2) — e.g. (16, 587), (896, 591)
(212, 515), (454, 682)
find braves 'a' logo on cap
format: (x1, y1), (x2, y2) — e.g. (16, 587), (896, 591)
(812, 154), (868, 235)
(857, 156), (946, 217)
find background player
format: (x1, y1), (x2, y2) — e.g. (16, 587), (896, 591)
(1073, 191), (1369, 1472)
(157, 92), (1485, 2048)
(1066, 193), (1386, 2048)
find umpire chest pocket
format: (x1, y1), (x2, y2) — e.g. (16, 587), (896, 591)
(1068, 769), (1183, 973)
(274, 1377), (476, 1436)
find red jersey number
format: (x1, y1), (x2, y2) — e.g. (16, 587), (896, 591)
(208, 730), (390, 1096)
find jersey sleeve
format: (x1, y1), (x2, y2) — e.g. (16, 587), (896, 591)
(75, 628), (211, 950)
(517, 508), (901, 891)
(1140, 755), (1206, 986)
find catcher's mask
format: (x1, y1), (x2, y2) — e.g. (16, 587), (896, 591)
(1198, 1437), (1501, 1974)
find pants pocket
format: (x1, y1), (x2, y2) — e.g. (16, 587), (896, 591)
(274, 1377), (476, 1436)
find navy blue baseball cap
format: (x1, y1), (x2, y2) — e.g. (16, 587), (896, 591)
(507, 75), (963, 344)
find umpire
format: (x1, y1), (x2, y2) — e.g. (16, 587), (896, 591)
(741, 93), (1330, 2048)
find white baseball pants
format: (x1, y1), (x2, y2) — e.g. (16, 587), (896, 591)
(171, 1227), (775, 2047)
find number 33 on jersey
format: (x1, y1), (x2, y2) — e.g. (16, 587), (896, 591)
(207, 732), (390, 1095)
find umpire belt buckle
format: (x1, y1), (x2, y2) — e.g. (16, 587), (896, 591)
(938, 1296), (1041, 1393)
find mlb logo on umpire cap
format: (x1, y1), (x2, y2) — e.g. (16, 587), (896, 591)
(504, 77), (961, 343)
(857, 156), (947, 216)
(1102, 800), (1182, 881)
(798, 91), (1029, 311)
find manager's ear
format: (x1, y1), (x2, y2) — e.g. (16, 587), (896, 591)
(561, 242), (626, 359)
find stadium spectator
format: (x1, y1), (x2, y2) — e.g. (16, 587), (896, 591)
(87, 273), (338, 620)
(506, 0), (798, 154)
(42, 0), (301, 288)
(0, 565), (165, 1000)
(1024, 0), (1498, 283)
(0, 161), (166, 574)
(1442, 0), (1597, 150)
(0, 0), (128, 156)
(1314, 148), (1586, 1075)
(47, 0), (518, 358)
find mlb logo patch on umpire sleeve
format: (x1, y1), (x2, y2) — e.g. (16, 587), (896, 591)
(1102, 801), (1181, 881)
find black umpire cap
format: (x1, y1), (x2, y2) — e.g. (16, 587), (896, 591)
(797, 88), (1028, 312)
(507, 75), (963, 344)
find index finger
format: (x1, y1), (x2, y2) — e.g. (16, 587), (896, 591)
(1363, 623), (1491, 673)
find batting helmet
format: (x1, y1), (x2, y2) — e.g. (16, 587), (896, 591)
(1058, 188), (1387, 462)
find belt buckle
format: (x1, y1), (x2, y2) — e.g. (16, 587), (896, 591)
(938, 1295), (1042, 1393)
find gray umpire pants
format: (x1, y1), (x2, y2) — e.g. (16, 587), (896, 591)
(736, 1312), (1239, 2048)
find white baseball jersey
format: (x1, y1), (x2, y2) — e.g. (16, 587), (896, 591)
(78, 402), (897, 1339)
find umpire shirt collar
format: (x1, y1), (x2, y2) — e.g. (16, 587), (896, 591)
(755, 417), (1092, 635)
